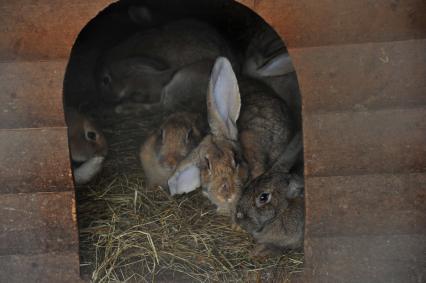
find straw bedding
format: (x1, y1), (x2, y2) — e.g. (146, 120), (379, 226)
(76, 107), (303, 282)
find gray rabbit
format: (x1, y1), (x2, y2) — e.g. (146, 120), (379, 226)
(243, 24), (301, 129)
(234, 133), (304, 256)
(96, 11), (236, 112)
(168, 57), (294, 215)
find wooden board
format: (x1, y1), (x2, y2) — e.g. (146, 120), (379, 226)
(290, 39), (426, 113)
(241, 0), (426, 47)
(0, 60), (67, 129)
(303, 108), (426, 177)
(0, 252), (82, 283)
(304, 234), (425, 283)
(0, 0), (113, 61)
(0, 128), (74, 194)
(0, 191), (78, 256)
(305, 173), (426, 238)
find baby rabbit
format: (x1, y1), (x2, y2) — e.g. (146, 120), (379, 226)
(168, 57), (293, 215)
(65, 108), (108, 185)
(139, 112), (206, 188)
(243, 25), (301, 129)
(96, 12), (236, 109)
(234, 133), (304, 256)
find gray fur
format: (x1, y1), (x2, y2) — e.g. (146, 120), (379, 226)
(234, 133), (304, 255)
(96, 18), (236, 111)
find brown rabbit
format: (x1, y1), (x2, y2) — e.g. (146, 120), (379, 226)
(66, 108), (108, 185)
(168, 57), (293, 215)
(234, 133), (304, 256)
(140, 112), (206, 188)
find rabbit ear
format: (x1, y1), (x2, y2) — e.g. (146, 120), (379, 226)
(273, 132), (303, 173)
(207, 57), (241, 141)
(168, 152), (201, 196)
(287, 174), (304, 199)
(257, 53), (294, 77)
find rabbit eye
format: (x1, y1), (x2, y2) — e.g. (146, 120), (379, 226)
(159, 129), (165, 143)
(258, 192), (271, 206)
(185, 128), (193, 144)
(86, 131), (97, 141)
(205, 157), (212, 173)
(102, 75), (111, 86)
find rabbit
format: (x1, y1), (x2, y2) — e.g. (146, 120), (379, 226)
(243, 24), (301, 129)
(167, 57), (293, 215)
(65, 108), (108, 185)
(139, 112), (206, 188)
(114, 59), (215, 114)
(234, 132), (304, 256)
(64, 5), (157, 108)
(95, 11), (237, 109)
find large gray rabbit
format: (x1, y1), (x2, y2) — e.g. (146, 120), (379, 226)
(243, 24), (301, 128)
(96, 12), (236, 111)
(168, 57), (294, 215)
(234, 133), (304, 256)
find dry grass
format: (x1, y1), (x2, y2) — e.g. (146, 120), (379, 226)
(77, 107), (304, 282)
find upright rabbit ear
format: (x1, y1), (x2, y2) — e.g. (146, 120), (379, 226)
(273, 132), (303, 173)
(257, 53), (294, 77)
(207, 57), (241, 141)
(168, 151), (202, 196)
(287, 174), (304, 199)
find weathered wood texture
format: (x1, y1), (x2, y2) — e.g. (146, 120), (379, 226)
(241, 0), (426, 47)
(303, 108), (426, 177)
(0, 0), (112, 61)
(0, 128), (74, 194)
(291, 39), (426, 113)
(0, 61), (68, 129)
(0, 191), (78, 255)
(0, 253), (82, 283)
(305, 173), (426, 238)
(304, 235), (425, 283)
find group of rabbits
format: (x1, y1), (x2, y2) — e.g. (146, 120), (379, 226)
(66, 5), (304, 256)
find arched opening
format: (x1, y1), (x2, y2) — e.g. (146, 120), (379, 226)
(63, 0), (303, 281)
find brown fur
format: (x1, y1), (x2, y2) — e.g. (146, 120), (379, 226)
(140, 112), (205, 188)
(66, 108), (108, 162)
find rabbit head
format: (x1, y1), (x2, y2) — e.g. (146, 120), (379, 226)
(96, 56), (174, 103)
(168, 57), (249, 214)
(66, 109), (108, 162)
(140, 112), (205, 188)
(234, 133), (304, 251)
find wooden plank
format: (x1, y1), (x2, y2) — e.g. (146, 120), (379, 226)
(244, 0), (426, 48)
(0, 128), (74, 194)
(303, 108), (426, 177)
(304, 234), (426, 283)
(0, 252), (82, 283)
(290, 39), (426, 114)
(0, 0), (113, 60)
(0, 60), (68, 129)
(305, 173), (426, 238)
(0, 191), (78, 256)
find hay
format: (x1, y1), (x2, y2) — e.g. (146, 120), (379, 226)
(77, 106), (304, 282)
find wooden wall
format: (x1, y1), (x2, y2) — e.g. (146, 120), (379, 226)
(0, 1), (110, 282)
(0, 0), (424, 282)
(240, 0), (426, 282)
